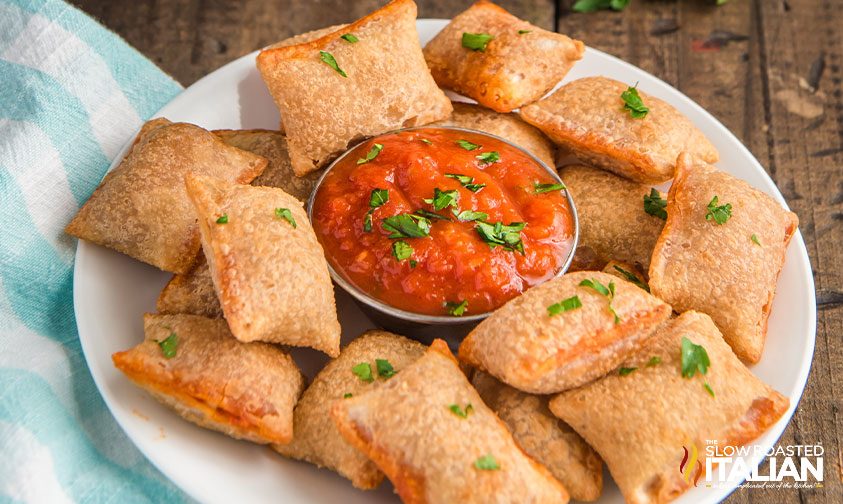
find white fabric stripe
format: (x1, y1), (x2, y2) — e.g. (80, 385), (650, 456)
(0, 119), (78, 264)
(0, 421), (75, 504)
(0, 6), (143, 160)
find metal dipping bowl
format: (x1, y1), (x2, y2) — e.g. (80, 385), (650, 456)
(307, 126), (579, 347)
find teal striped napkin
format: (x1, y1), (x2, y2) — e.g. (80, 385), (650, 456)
(0, 0), (188, 501)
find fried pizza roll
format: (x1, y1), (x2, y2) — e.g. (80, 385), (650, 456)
(332, 339), (569, 503)
(112, 313), (304, 444)
(649, 154), (798, 363)
(549, 311), (789, 504)
(65, 118), (267, 273)
(520, 77), (718, 184)
(471, 371), (603, 501)
(459, 271), (672, 394)
(256, 0), (452, 176)
(156, 253), (222, 318)
(185, 175), (341, 356)
(274, 330), (426, 489)
(423, 1), (584, 113)
(560, 164), (665, 272)
(432, 102), (555, 167)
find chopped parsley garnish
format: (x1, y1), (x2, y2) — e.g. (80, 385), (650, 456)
(619, 367), (637, 376)
(340, 33), (358, 43)
(382, 213), (431, 239)
(475, 221), (525, 254)
(643, 189), (668, 219)
(445, 300), (468, 316)
(751, 234), (761, 246)
(646, 356), (662, 367)
(319, 50), (347, 77)
(573, 0), (630, 13)
(534, 182), (566, 194)
(363, 212), (373, 232)
(216, 214), (228, 224)
(547, 295), (582, 316)
(474, 454), (500, 470)
(449, 403), (474, 418)
(462, 32), (494, 52)
(705, 196), (732, 225)
(454, 210), (489, 222)
(357, 143), (383, 164)
(275, 208), (296, 228)
(370, 188), (389, 208)
(613, 265), (650, 292)
(392, 240), (413, 261)
(476, 151), (501, 165)
(343, 393), (353, 398)
(414, 209), (451, 221)
(352, 362), (374, 382)
(704, 383), (715, 397)
(424, 188), (460, 211)
(445, 173), (485, 192)
(158, 332), (178, 359)
(680, 337), (711, 379)
(517, 29), (531, 35)
(621, 83), (649, 119)
(420, 138), (433, 145)
(579, 278), (620, 324)
(456, 139), (480, 151)
(376, 359), (397, 378)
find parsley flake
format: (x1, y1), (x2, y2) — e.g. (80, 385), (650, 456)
(646, 356), (662, 367)
(643, 189), (668, 220)
(275, 208), (297, 228)
(158, 332), (178, 359)
(445, 300), (468, 316)
(619, 367), (637, 376)
(445, 173), (485, 192)
(456, 139), (481, 151)
(517, 29), (532, 35)
(357, 143), (383, 164)
(613, 265), (650, 292)
(475, 221), (525, 254)
(363, 211), (374, 232)
(414, 209), (451, 222)
(621, 83), (649, 119)
(534, 182), (566, 194)
(420, 138), (433, 145)
(573, 0), (630, 13)
(370, 188), (389, 208)
(392, 240), (413, 261)
(382, 213), (431, 239)
(424, 188), (460, 211)
(319, 50), (347, 77)
(454, 210), (489, 222)
(352, 362), (374, 382)
(704, 383), (716, 397)
(705, 196), (732, 225)
(751, 234), (761, 246)
(216, 214), (228, 224)
(449, 403), (474, 418)
(340, 33), (359, 43)
(474, 454), (500, 470)
(462, 32), (494, 52)
(343, 393), (353, 399)
(376, 359), (397, 378)
(476, 151), (501, 165)
(680, 337), (711, 379)
(548, 295), (582, 316)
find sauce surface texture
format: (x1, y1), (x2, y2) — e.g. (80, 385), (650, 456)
(311, 128), (575, 317)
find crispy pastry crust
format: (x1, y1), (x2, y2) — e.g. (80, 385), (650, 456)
(273, 330), (426, 489)
(185, 175), (341, 356)
(520, 77), (718, 184)
(423, 1), (584, 112)
(471, 371), (603, 501)
(432, 102), (556, 167)
(331, 340), (570, 503)
(549, 311), (789, 504)
(256, 0), (452, 175)
(65, 119), (267, 273)
(112, 313), (304, 444)
(459, 271), (672, 393)
(648, 154), (799, 363)
(560, 164), (665, 272)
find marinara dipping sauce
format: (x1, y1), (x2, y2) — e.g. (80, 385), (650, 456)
(310, 127), (575, 318)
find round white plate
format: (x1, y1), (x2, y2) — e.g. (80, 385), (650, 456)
(74, 19), (816, 504)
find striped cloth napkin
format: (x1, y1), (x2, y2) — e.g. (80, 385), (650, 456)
(0, 0), (188, 501)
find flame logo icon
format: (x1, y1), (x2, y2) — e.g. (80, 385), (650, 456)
(680, 442), (703, 487)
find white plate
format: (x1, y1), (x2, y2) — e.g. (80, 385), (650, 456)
(74, 19), (816, 504)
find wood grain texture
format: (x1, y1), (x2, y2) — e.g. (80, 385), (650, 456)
(71, 0), (842, 502)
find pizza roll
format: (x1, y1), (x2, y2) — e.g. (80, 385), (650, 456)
(256, 0), (452, 176)
(65, 118), (267, 273)
(432, 102), (555, 167)
(423, 1), (584, 113)
(332, 339), (569, 504)
(520, 77), (718, 184)
(274, 330), (426, 489)
(185, 175), (341, 356)
(112, 313), (304, 444)
(458, 271), (672, 394)
(471, 370), (603, 501)
(549, 311), (789, 504)
(560, 164), (665, 272)
(649, 154), (799, 363)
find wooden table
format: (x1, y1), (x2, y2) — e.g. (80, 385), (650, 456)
(71, 1), (842, 502)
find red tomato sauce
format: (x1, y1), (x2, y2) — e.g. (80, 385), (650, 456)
(311, 127), (575, 317)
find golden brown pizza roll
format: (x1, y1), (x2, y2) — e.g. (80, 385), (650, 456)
(112, 313), (304, 444)
(471, 370), (603, 501)
(549, 311), (789, 504)
(649, 154), (799, 363)
(520, 77), (718, 184)
(185, 175), (341, 356)
(332, 339), (570, 503)
(423, 0), (583, 113)
(65, 118), (267, 273)
(256, 0), (452, 176)
(459, 271), (672, 394)
(560, 164), (665, 272)
(431, 102), (555, 167)
(274, 330), (426, 489)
